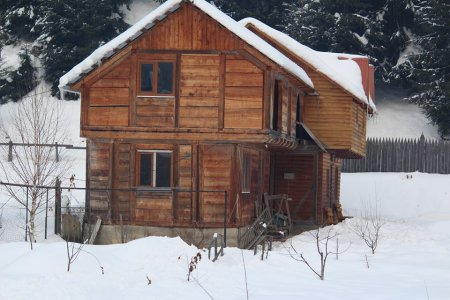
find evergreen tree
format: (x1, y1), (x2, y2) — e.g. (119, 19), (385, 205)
(0, 0), (43, 42)
(38, 0), (131, 94)
(211, 0), (296, 29)
(0, 47), (37, 103)
(401, 0), (450, 137)
(282, 0), (415, 81)
(156, 0), (295, 29)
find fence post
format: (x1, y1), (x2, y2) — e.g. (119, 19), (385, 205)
(45, 188), (49, 239)
(8, 140), (13, 162)
(55, 178), (61, 235)
(25, 187), (29, 242)
(223, 190), (228, 248)
(55, 142), (59, 162)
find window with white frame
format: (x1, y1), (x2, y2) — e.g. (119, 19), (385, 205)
(137, 150), (172, 188)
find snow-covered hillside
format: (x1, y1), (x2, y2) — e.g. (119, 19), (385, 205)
(0, 172), (449, 299)
(367, 85), (440, 139)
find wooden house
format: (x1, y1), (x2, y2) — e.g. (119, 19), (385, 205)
(60, 0), (375, 246)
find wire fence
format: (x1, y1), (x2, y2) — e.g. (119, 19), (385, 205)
(1, 180), (229, 245)
(0, 201), (55, 242)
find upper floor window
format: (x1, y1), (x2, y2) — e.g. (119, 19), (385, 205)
(137, 150), (172, 188)
(272, 80), (282, 131)
(139, 61), (175, 96)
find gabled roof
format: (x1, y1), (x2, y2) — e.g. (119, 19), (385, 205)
(239, 18), (376, 111)
(59, 0), (313, 90)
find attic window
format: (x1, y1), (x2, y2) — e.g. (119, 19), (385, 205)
(139, 61), (174, 96)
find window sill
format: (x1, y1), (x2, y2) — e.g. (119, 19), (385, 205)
(136, 187), (172, 192)
(137, 95), (175, 99)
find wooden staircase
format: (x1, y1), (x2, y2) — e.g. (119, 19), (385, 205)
(238, 193), (293, 250)
(238, 207), (273, 249)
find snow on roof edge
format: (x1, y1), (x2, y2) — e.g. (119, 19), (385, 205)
(239, 17), (374, 108)
(59, 0), (313, 90)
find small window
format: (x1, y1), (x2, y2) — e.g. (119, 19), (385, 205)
(241, 151), (251, 193)
(139, 61), (174, 96)
(272, 80), (281, 130)
(137, 151), (172, 188)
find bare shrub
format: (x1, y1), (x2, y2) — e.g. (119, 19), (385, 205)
(351, 199), (385, 254)
(66, 238), (86, 272)
(187, 252), (202, 281)
(288, 226), (349, 280)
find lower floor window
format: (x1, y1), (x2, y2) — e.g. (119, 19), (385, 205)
(241, 151), (251, 193)
(137, 150), (171, 188)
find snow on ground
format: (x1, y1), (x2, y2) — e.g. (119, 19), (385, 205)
(367, 85), (440, 139)
(0, 2), (446, 299)
(0, 172), (449, 300)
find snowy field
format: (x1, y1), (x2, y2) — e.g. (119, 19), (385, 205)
(0, 172), (449, 300)
(1, 2), (448, 299)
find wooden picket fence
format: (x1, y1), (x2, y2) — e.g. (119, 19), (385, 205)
(342, 135), (450, 174)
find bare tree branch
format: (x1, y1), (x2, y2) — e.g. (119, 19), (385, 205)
(0, 90), (71, 247)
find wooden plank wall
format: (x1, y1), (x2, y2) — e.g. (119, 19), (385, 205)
(237, 147), (264, 225)
(179, 54), (220, 128)
(87, 58), (131, 126)
(176, 144), (193, 222)
(351, 101), (367, 156)
(199, 145), (232, 224)
(87, 140), (113, 221)
(281, 82), (290, 133)
(303, 68), (367, 157)
(135, 4), (240, 51)
(135, 191), (173, 225)
(273, 154), (315, 221)
(112, 143), (133, 222)
(289, 93), (299, 138)
(134, 144), (174, 225)
(317, 153), (331, 224)
(224, 55), (264, 129)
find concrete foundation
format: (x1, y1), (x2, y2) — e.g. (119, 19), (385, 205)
(90, 224), (246, 248)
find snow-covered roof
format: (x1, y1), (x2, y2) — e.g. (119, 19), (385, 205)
(59, 0), (313, 90)
(239, 18), (376, 110)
